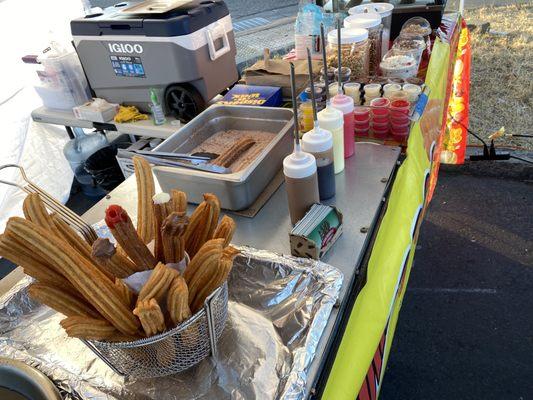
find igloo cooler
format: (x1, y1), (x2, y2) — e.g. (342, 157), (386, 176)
(71, 0), (238, 121)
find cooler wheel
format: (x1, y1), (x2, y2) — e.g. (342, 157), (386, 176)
(164, 84), (206, 123)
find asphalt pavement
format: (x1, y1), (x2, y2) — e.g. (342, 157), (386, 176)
(380, 164), (533, 399)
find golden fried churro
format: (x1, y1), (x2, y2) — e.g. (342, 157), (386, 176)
(133, 156), (155, 244)
(137, 262), (176, 304)
(161, 212), (189, 264)
(60, 316), (118, 341)
(184, 194), (220, 258)
(183, 238), (224, 284)
(170, 189), (187, 213)
(0, 233), (73, 289)
(213, 137), (256, 168)
(91, 238), (145, 278)
(6, 217), (140, 335)
(190, 246), (239, 312)
(133, 298), (166, 337)
(152, 192), (174, 261)
(213, 215), (236, 247)
(28, 282), (100, 318)
(51, 215), (115, 281)
(114, 278), (136, 309)
(167, 276), (191, 325)
(105, 205), (157, 269)
(22, 193), (61, 236)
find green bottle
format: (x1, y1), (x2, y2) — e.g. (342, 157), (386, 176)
(149, 88), (166, 125)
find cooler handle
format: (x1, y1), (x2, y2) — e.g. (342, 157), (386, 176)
(206, 22), (231, 61)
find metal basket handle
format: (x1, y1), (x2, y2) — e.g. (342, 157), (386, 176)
(0, 164), (97, 244)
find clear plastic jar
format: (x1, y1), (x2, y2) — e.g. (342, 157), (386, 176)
(344, 13), (382, 76)
(380, 49), (418, 79)
(348, 3), (394, 58)
(401, 16), (433, 54)
(327, 28), (370, 80)
(392, 35), (426, 67)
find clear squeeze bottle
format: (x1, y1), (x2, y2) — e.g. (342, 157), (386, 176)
(284, 62), (320, 225)
(302, 48), (336, 200)
(317, 22), (345, 174)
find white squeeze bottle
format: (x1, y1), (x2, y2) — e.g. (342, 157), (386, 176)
(317, 23), (345, 174)
(302, 48), (336, 200)
(284, 63), (320, 225)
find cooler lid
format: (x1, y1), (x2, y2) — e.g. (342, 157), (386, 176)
(71, 0), (229, 37)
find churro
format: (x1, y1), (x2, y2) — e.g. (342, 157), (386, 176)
(213, 215), (236, 247)
(0, 233), (73, 289)
(152, 192), (174, 261)
(133, 298), (166, 337)
(22, 193), (61, 237)
(213, 137), (256, 168)
(170, 189), (187, 213)
(28, 282), (100, 318)
(91, 238), (145, 278)
(114, 278), (136, 309)
(105, 205), (157, 269)
(133, 156), (155, 244)
(137, 262), (176, 304)
(161, 212), (189, 264)
(183, 238), (224, 283)
(6, 217), (140, 335)
(167, 276), (191, 325)
(184, 194), (220, 258)
(190, 246), (239, 312)
(60, 316), (118, 341)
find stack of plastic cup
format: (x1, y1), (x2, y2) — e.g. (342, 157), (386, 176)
(354, 106), (370, 136)
(389, 99), (411, 141)
(344, 82), (361, 105)
(369, 97), (390, 139)
(402, 83), (422, 105)
(383, 83), (402, 101)
(363, 83), (381, 105)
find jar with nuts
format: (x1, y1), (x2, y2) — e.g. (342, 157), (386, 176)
(327, 27), (370, 81)
(344, 13), (382, 76)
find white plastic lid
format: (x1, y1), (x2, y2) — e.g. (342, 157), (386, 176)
(331, 93), (355, 114)
(328, 27), (368, 45)
(302, 127), (333, 153)
(349, 3), (394, 18)
(283, 150), (317, 179)
(318, 105), (344, 130)
(344, 13), (381, 29)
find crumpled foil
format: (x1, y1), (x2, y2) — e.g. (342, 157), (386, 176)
(0, 246), (342, 399)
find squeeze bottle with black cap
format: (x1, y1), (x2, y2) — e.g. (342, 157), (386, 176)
(284, 62), (320, 225)
(301, 48), (336, 200)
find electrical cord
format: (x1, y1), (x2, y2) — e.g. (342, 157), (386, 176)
(509, 155), (533, 165)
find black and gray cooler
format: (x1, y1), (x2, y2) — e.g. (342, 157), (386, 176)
(71, 0), (238, 121)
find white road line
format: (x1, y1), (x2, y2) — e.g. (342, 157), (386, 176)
(408, 287), (497, 294)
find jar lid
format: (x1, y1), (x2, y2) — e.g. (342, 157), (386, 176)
(348, 3), (394, 18)
(328, 27), (368, 45)
(344, 13), (381, 29)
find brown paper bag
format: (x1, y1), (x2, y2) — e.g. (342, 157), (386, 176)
(242, 49), (323, 98)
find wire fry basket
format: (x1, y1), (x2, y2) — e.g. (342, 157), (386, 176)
(83, 283), (228, 378)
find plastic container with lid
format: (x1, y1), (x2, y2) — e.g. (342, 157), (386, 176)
(348, 3), (394, 59)
(344, 82), (361, 104)
(393, 35), (426, 67)
(344, 12), (382, 76)
(354, 106), (370, 121)
(380, 49), (418, 79)
(402, 83), (422, 103)
(401, 16), (433, 54)
(334, 67), (352, 83)
(318, 106), (345, 174)
(382, 83), (402, 100)
(362, 83), (381, 105)
(327, 28), (370, 80)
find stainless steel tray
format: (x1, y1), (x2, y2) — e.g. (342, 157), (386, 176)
(153, 105), (293, 210)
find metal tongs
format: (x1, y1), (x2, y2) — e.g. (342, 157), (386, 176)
(130, 150), (230, 174)
(0, 164), (98, 244)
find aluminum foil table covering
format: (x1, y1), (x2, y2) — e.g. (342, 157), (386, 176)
(0, 246), (342, 399)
